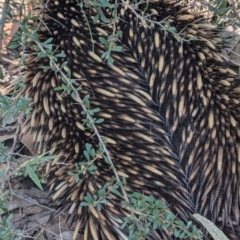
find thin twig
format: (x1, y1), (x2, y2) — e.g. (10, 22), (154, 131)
(33, 39), (130, 203)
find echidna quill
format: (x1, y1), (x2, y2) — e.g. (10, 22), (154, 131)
(16, 0), (240, 239)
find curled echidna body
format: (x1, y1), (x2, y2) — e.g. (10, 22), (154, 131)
(18, 0), (240, 239)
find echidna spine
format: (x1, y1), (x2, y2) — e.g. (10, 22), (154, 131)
(17, 0), (240, 239)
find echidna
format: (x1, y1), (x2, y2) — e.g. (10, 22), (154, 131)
(16, 0), (240, 239)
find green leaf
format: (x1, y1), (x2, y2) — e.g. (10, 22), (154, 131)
(0, 67), (4, 79)
(193, 214), (229, 240)
(80, 201), (89, 206)
(61, 61), (68, 68)
(88, 165), (97, 174)
(101, 51), (109, 59)
(7, 42), (19, 49)
(20, 24), (29, 33)
(83, 95), (90, 109)
(22, 11), (32, 25)
(100, 0), (113, 7)
(91, 107), (101, 113)
(26, 165), (43, 190)
(143, 227), (150, 235)
(175, 220), (184, 227)
(166, 212), (175, 222)
(83, 150), (90, 161)
(103, 155), (111, 165)
(155, 200), (166, 208)
(98, 188), (105, 197)
(187, 221), (192, 228)
(43, 38), (53, 44)
(153, 222), (159, 229)
(120, 220), (128, 229)
(98, 199), (109, 205)
(189, 36), (198, 41)
(54, 86), (64, 91)
(166, 26), (176, 32)
(43, 43), (52, 52)
(180, 232), (187, 238)
(111, 188), (122, 197)
(95, 118), (104, 124)
(86, 143), (91, 153)
(90, 148), (96, 157)
(99, 37), (108, 45)
(116, 30), (123, 37)
(41, 66), (51, 70)
(75, 176), (80, 182)
(55, 53), (66, 58)
(93, 14), (99, 23)
(108, 56), (114, 65)
(162, 223), (171, 229)
(30, 32), (38, 42)
(6, 213), (13, 225)
(0, 170), (5, 178)
(174, 229), (181, 237)
(112, 46), (123, 52)
(84, 192), (94, 203)
(96, 203), (102, 211)
(67, 171), (74, 176)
